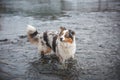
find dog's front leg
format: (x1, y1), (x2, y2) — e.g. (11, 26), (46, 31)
(56, 52), (63, 63)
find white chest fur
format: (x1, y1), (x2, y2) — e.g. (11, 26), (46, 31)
(56, 39), (76, 63)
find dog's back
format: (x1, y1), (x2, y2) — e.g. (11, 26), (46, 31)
(27, 25), (58, 55)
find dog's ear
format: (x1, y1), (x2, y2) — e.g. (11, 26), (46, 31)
(71, 31), (75, 35)
(69, 30), (75, 35)
(60, 27), (66, 31)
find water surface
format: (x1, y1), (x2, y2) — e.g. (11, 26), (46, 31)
(0, 0), (120, 80)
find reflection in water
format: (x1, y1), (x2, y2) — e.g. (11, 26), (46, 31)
(98, 0), (109, 11)
(0, 0), (120, 15)
(0, 0), (62, 15)
(26, 56), (80, 80)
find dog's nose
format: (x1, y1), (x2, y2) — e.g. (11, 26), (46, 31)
(60, 38), (63, 41)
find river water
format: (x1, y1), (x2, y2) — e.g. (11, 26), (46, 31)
(0, 0), (120, 80)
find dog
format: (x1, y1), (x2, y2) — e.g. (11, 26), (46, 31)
(56, 27), (76, 63)
(27, 25), (76, 63)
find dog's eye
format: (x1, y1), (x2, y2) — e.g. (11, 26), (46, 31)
(65, 32), (69, 38)
(65, 33), (69, 38)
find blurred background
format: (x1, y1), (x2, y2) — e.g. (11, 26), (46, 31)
(0, 0), (120, 80)
(0, 0), (120, 14)
(0, 0), (120, 38)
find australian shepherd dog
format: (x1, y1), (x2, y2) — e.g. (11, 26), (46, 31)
(27, 25), (76, 64)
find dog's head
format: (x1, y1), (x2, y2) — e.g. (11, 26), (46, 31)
(59, 27), (75, 44)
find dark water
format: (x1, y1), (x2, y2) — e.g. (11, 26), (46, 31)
(0, 0), (120, 80)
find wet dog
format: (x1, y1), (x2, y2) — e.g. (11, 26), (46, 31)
(27, 25), (76, 63)
(56, 27), (76, 63)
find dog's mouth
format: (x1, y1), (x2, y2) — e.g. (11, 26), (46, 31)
(60, 37), (73, 43)
(60, 38), (67, 43)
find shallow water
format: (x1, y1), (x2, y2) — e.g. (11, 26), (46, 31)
(0, 0), (120, 80)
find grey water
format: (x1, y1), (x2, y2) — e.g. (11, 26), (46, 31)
(0, 0), (120, 80)
(1, 0), (120, 14)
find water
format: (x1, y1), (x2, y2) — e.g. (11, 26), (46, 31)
(1, 0), (120, 15)
(0, 0), (120, 80)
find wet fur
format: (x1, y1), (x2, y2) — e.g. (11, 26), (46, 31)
(27, 25), (58, 56)
(27, 25), (76, 63)
(56, 27), (76, 63)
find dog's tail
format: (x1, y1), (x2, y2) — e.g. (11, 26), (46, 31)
(27, 25), (39, 45)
